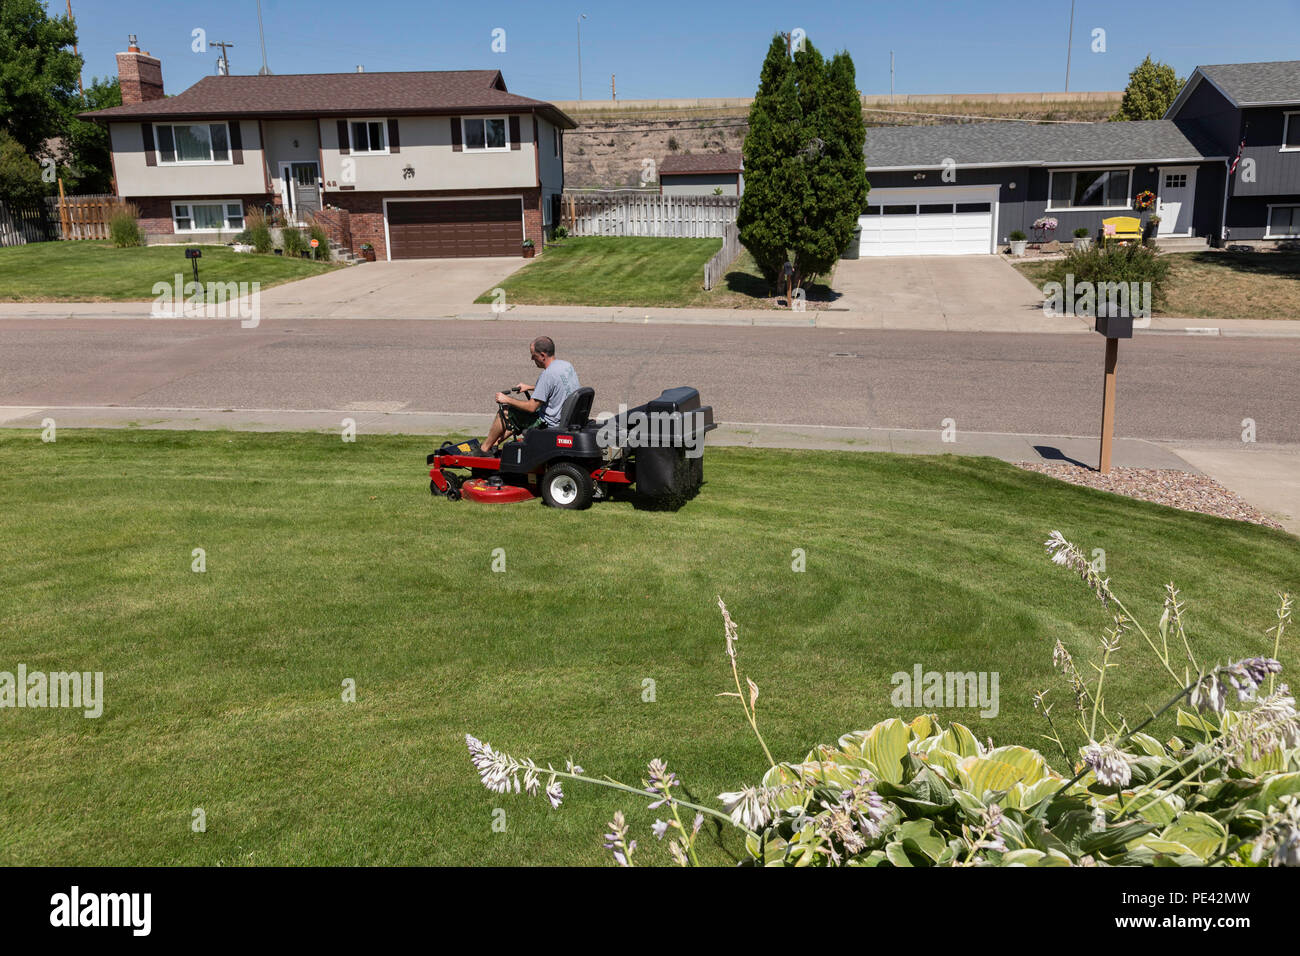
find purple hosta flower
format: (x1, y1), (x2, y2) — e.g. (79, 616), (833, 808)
(668, 840), (689, 867)
(1219, 687), (1300, 768)
(1052, 640), (1072, 673)
(545, 778), (563, 810)
(1044, 531), (1110, 606)
(1081, 741), (1132, 787)
(603, 810), (635, 867)
(1251, 795), (1300, 868)
(978, 804), (1007, 852)
(645, 758), (680, 810)
(652, 819), (670, 840)
(1192, 658), (1284, 714)
(717, 596), (740, 659)
(566, 759), (584, 775)
(718, 786), (776, 831)
(466, 734), (520, 794)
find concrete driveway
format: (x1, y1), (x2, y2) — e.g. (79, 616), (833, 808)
(831, 255), (1065, 332)
(255, 257), (528, 319)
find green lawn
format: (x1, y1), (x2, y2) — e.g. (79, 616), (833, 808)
(476, 236), (836, 309)
(1, 430), (1296, 865)
(1014, 250), (1300, 320)
(0, 240), (337, 302)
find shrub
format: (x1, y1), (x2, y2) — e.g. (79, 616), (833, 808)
(1073, 227), (1091, 239)
(1009, 230), (1027, 242)
(308, 223), (332, 261)
(231, 229), (253, 245)
(468, 537), (1299, 867)
(1042, 241), (1172, 307)
(552, 225), (569, 241)
(245, 210), (274, 253)
(281, 226), (308, 257)
(107, 202), (141, 248)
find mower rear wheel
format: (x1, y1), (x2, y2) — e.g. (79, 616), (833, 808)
(541, 462), (593, 510)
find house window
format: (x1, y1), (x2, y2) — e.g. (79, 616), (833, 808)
(919, 203), (954, 214)
(1266, 205), (1300, 238)
(955, 202), (992, 213)
(156, 123), (231, 164)
(173, 201), (244, 232)
(1048, 168), (1132, 209)
(1164, 173), (1187, 189)
(462, 117), (509, 151)
(349, 120), (387, 154)
(1283, 113), (1300, 152)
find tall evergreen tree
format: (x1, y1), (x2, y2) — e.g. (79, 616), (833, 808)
(737, 35), (870, 294)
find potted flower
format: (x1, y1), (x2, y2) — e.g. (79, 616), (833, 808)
(522, 238), (536, 259)
(1032, 216), (1058, 244)
(1008, 230), (1028, 257)
(1072, 226), (1092, 251)
(359, 242), (376, 262)
(1144, 214), (1161, 240)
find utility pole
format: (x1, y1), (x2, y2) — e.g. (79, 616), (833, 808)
(1064, 0), (1076, 92)
(577, 13), (588, 100)
(212, 41), (234, 76)
(890, 51), (895, 105)
(611, 74), (616, 101)
(255, 0), (271, 75)
(67, 0), (84, 98)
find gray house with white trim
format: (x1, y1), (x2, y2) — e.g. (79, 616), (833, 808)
(858, 59), (1299, 256)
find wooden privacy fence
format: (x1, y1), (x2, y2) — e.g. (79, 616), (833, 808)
(563, 193), (738, 238)
(0, 199), (59, 247)
(49, 194), (120, 240)
(702, 222), (742, 290)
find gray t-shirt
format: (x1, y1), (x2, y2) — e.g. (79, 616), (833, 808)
(531, 359), (580, 427)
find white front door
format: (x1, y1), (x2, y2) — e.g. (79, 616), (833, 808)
(1157, 166), (1196, 236)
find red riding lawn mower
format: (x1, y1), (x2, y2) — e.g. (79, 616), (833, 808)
(427, 386), (716, 510)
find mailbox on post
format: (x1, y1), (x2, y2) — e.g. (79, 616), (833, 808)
(1094, 299), (1132, 475)
(185, 247), (202, 284)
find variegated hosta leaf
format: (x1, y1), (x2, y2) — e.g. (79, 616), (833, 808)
(1127, 732), (1169, 758)
(1097, 789), (1186, 826)
(1158, 812), (1228, 860)
(1249, 771), (1300, 813)
(1002, 848), (1073, 867)
(936, 722), (984, 758)
(838, 718), (911, 784)
(958, 746), (1050, 794)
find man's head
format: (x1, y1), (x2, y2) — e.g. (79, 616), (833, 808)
(529, 336), (556, 369)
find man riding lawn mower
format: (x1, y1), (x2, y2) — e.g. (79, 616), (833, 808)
(428, 337), (716, 510)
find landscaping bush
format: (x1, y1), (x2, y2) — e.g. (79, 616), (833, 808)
(1041, 241), (1172, 307)
(281, 226), (308, 257)
(308, 224), (332, 261)
(245, 210), (274, 254)
(1073, 227), (1091, 239)
(107, 202), (141, 248)
(469, 535), (1299, 867)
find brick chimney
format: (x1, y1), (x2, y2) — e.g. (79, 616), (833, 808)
(116, 34), (164, 105)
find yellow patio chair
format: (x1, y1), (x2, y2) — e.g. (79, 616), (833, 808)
(1101, 216), (1141, 242)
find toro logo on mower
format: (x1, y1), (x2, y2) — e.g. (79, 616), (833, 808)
(555, 435), (574, 448)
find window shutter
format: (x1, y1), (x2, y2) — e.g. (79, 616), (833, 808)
(229, 121), (244, 165)
(337, 120), (350, 155)
(509, 116), (521, 150)
(142, 123), (156, 166)
(451, 117), (462, 152)
(387, 118), (400, 153)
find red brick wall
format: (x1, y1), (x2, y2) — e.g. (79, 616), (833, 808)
(331, 187), (543, 259)
(130, 195), (272, 235)
(311, 206), (352, 251)
(116, 51), (164, 105)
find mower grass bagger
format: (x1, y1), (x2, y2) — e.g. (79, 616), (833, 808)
(427, 386), (717, 509)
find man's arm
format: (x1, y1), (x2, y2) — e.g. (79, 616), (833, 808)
(495, 392), (542, 413)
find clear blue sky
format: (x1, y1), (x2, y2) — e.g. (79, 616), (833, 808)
(67, 0), (1300, 101)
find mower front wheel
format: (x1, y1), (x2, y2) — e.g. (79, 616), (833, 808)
(541, 462), (593, 510)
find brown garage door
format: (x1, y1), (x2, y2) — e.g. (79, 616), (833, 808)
(387, 198), (522, 259)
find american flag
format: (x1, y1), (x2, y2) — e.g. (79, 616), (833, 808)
(1228, 132), (1247, 176)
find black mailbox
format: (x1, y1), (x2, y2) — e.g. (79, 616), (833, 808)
(1094, 313), (1134, 339)
(185, 248), (202, 259)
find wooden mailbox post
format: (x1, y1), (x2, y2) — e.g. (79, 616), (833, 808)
(1094, 309), (1133, 475)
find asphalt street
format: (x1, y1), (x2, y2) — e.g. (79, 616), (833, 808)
(0, 318), (1297, 445)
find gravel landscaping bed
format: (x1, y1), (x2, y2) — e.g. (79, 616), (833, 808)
(1017, 462), (1285, 530)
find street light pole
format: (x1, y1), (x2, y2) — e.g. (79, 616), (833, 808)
(1064, 0), (1076, 92)
(577, 13), (588, 101)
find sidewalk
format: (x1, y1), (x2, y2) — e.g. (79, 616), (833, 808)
(2, 404), (1293, 531)
(2, 299), (1297, 336)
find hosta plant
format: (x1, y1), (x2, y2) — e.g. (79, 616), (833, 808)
(467, 532), (1296, 866)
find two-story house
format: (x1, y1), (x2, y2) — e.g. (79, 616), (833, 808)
(852, 59), (1299, 256)
(82, 36), (576, 260)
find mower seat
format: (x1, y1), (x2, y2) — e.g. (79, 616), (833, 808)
(554, 387), (595, 430)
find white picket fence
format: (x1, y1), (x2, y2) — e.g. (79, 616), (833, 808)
(563, 193), (738, 238)
(702, 222), (742, 290)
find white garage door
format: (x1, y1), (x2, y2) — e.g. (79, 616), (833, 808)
(859, 187), (997, 256)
